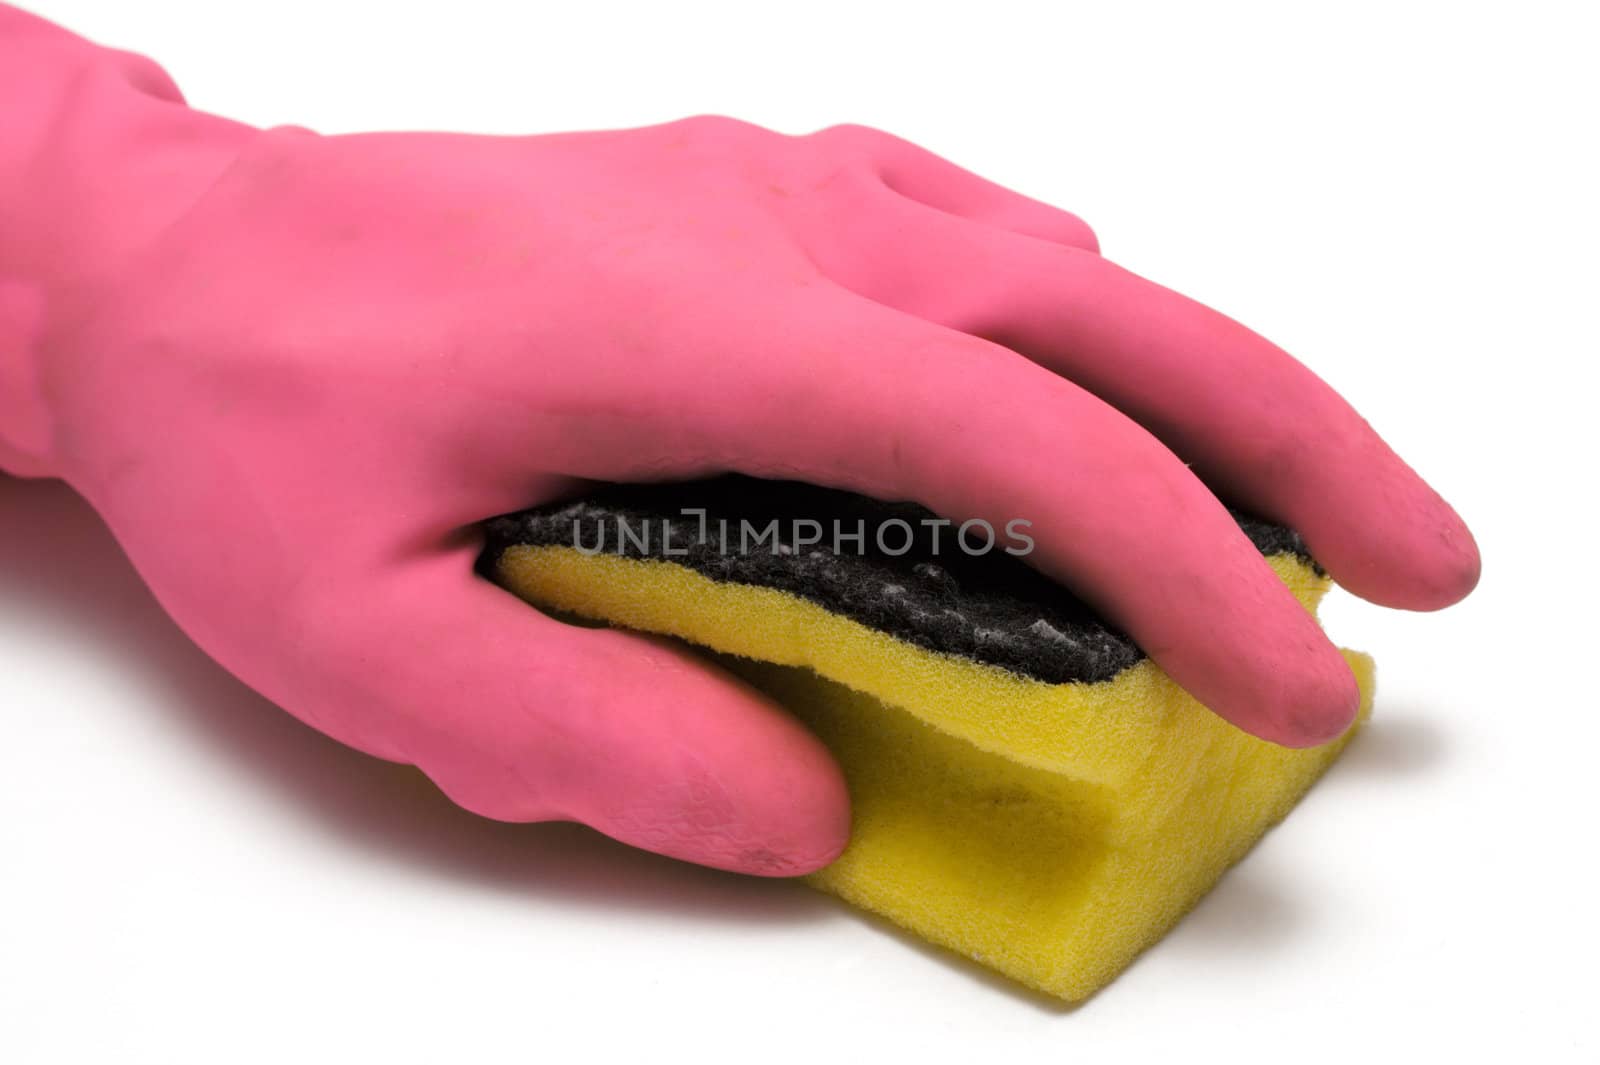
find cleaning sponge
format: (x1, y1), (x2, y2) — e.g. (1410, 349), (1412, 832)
(482, 477), (1372, 1001)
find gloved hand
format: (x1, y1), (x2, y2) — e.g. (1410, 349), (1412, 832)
(0, 6), (1478, 874)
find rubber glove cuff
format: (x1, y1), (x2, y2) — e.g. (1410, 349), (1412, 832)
(0, 5), (256, 477)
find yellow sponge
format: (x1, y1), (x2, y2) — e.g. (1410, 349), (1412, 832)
(487, 483), (1371, 1001)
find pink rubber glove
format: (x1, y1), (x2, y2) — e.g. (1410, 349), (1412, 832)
(0, 7), (1478, 874)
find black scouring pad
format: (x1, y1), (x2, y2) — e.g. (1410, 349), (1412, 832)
(479, 475), (1318, 685)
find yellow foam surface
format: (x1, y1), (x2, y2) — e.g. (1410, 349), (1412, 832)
(496, 546), (1373, 1001)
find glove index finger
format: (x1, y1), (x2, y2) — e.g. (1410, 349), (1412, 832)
(619, 290), (1362, 747)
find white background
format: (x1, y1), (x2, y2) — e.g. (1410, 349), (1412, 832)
(3, 1), (1595, 1061)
